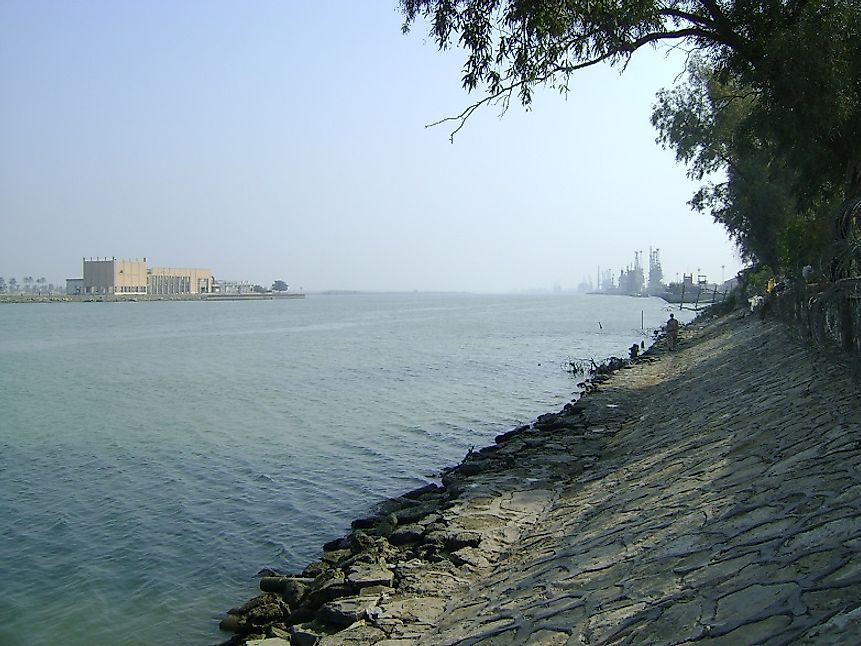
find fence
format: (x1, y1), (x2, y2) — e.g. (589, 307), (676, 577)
(671, 285), (729, 311)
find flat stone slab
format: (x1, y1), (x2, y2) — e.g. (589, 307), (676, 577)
(346, 564), (394, 588)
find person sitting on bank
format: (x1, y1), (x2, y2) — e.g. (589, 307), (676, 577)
(666, 313), (680, 350)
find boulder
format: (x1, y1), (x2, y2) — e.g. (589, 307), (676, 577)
(350, 516), (379, 530)
(369, 513), (397, 538)
(281, 577), (313, 606)
(394, 503), (437, 525)
(247, 601), (288, 626)
(389, 524), (425, 545)
(302, 560), (329, 578)
(495, 424), (531, 444)
(218, 613), (243, 632)
(230, 593), (281, 615)
(321, 548), (352, 565)
(322, 537), (350, 551)
(446, 531), (482, 551)
(453, 462), (485, 476)
(317, 596), (381, 628)
(346, 564), (394, 589)
(450, 547), (490, 568)
(402, 482), (441, 500)
(289, 623), (325, 646)
(305, 570), (352, 607)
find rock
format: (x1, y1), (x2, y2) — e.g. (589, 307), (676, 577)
(260, 576), (285, 593)
(394, 503), (437, 525)
(322, 537), (350, 552)
(349, 530), (384, 553)
(375, 498), (407, 515)
(357, 585), (395, 598)
(350, 516), (378, 530)
(218, 613), (242, 632)
(446, 531), (482, 551)
(389, 524), (425, 545)
(495, 424), (530, 444)
(270, 625), (293, 640)
(302, 561), (329, 578)
(247, 601), (288, 626)
(450, 547), (490, 568)
(305, 570), (347, 604)
(321, 548), (352, 565)
(562, 402), (583, 414)
(317, 596), (381, 627)
(418, 513), (442, 527)
(231, 593), (281, 615)
(346, 564), (394, 589)
(246, 638), (291, 646)
(453, 462), (485, 476)
(376, 596), (447, 624)
(257, 567), (287, 577)
(319, 624), (389, 644)
(286, 605), (316, 627)
(402, 482), (441, 499)
(259, 576), (308, 594)
(280, 577), (313, 606)
(368, 512), (397, 538)
(306, 583), (354, 608)
(422, 528), (448, 549)
(290, 623), (324, 646)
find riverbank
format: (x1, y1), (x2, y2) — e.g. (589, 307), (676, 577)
(218, 306), (861, 645)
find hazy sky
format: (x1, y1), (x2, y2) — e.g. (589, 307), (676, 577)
(1, 1), (743, 292)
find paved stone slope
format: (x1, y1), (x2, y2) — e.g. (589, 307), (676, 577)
(226, 312), (861, 645)
(418, 313), (861, 645)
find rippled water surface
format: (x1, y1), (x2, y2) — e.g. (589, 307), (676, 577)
(0, 293), (680, 645)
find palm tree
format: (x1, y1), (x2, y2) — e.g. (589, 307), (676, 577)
(0, 277), (6, 293)
(9, 277), (19, 293)
(23, 276), (34, 293)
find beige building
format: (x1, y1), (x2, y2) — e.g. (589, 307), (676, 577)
(149, 266), (213, 295)
(79, 258), (213, 296)
(82, 258), (148, 295)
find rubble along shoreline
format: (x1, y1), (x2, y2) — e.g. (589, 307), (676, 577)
(215, 328), (666, 645)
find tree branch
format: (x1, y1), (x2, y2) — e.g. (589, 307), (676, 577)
(658, 8), (715, 29)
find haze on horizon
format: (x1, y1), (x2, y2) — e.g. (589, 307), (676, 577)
(0, 1), (742, 293)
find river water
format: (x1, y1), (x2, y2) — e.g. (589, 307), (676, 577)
(0, 292), (682, 645)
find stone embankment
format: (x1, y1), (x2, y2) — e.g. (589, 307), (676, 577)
(218, 308), (861, 645)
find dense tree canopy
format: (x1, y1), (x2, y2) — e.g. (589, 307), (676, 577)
(400, 0), (861, 275)
(651, 60), (837, 271)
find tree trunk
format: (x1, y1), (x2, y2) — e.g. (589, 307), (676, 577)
(838, 153), (861, 241)
(835, 154), (861, 351)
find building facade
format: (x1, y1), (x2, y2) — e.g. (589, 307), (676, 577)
(148, 267), (213, 295)
(65, 278), (83, 295)
(82, 258), (148, 295)
(78, 258), (213, 296)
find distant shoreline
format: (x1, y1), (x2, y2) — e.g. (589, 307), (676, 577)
(0, 293), (306, 304)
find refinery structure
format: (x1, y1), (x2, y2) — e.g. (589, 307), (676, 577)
(591, 248), (729, 300)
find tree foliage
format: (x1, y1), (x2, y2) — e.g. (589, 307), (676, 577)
(400, 0), (861, 274)
(651, 59), (836, 272)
